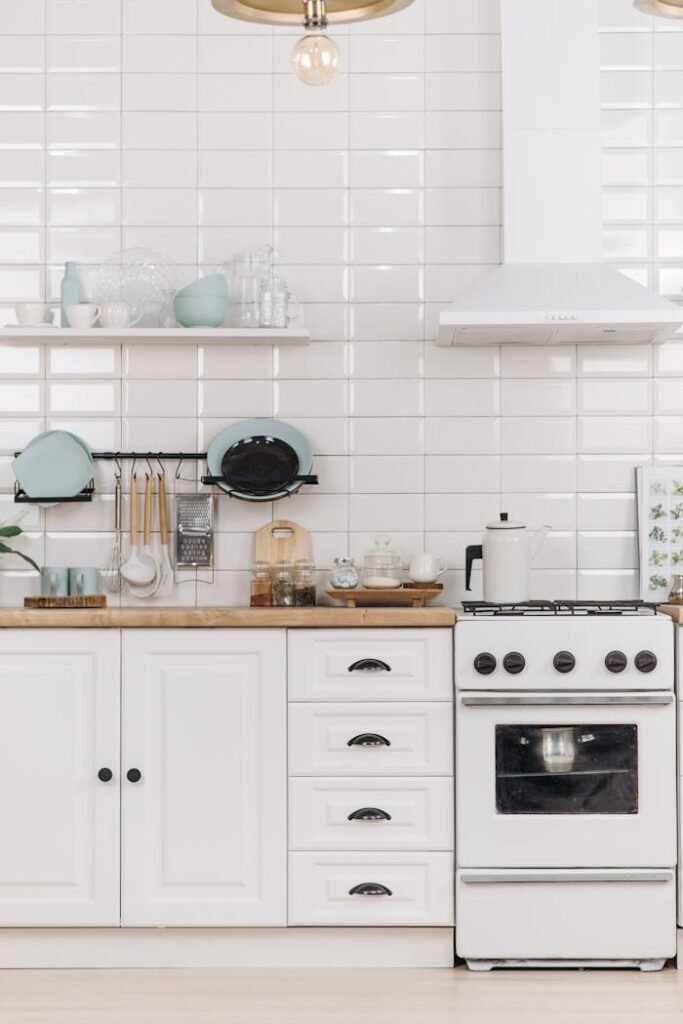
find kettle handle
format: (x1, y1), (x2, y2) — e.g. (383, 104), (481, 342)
(465, 545), (483, 592)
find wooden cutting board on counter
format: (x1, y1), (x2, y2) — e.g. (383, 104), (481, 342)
(254, 520), (312, 565)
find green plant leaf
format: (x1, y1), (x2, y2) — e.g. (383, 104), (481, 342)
(0, 525), (22, 538)
(0, 542), (40, 572)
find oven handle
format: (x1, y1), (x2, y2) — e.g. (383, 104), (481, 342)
(461, 870), (674, 884)
(460, 692), (674, 707)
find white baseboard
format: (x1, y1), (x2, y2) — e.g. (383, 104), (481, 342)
(0, 928), (455, 969)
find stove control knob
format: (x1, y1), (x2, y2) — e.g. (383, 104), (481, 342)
(605, 650), (628, 673)
(635, 650), (657, 674)
(503, 652), (526, 675)
(553, 651), (575, 674)
(473, 652), (497, 675)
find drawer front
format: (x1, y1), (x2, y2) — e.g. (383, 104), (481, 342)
(288, 630), (452, 702)
(289, 703), (453, 777)
(457, 869), (676, 961)
(289, 852), (454, 926)
(289, 777), (454, 851)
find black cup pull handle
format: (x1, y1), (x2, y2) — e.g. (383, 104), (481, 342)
(126, 768), (142, 783)
(347, 733), (391, 747)
(97, 767), (113, 783)
(348, 807), (392, 822)
(349, 882), (393, 897)
(348, 658), (391, 673)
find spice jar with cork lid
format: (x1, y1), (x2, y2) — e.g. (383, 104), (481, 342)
(294, 559), (317, 607)
(250, 561), (272, 607)
(272, 561), (295, 607)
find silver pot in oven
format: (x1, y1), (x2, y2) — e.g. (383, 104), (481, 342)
(522, 727), (596, 774)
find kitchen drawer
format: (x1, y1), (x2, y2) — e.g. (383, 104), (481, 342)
(288, 630), (452, 702)
(289, 702), (453, 777)
(456, 869), (676, 962)
(289, 852), (454, 926)
(289, 777), (454, 852)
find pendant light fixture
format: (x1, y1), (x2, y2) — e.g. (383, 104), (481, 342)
(634, 0), (683, 17)
(211, 0), (416, 85)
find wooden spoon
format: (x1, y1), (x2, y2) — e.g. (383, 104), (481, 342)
(129, 473), (161, 598)
(155, 472), (174, 598)
(120, 472), (156, 589)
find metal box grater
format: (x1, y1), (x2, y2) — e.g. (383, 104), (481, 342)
(175, 494), (214, 569)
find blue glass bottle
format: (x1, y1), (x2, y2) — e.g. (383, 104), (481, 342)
(60, 262), (81, 327)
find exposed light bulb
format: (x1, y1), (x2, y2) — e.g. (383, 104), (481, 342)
(291, 33), (339, 87)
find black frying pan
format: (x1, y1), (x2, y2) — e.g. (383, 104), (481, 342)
(220, 435), (308, 498)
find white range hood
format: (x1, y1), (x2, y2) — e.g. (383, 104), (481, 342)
(437, 0), (683, 347)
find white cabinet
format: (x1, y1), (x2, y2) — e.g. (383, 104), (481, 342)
(121, 630), (287, 927)
(0, 631), (120, 926)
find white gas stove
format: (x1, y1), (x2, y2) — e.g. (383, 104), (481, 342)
(455, 600), (677, 972)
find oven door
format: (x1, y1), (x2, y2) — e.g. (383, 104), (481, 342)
(456, 691), (676, 868)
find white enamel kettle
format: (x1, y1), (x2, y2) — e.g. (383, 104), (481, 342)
(465, 513), (550, 604)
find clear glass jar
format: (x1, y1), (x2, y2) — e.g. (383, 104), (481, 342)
(271, 561), (295, 607)
(250, 561), (272, 607)
(293, 559), (317, 607)
(260, 275), (290, 329)
(362, 535), (403, 590)
(330, 556), (359, 590)
(226, 246), (273, 328)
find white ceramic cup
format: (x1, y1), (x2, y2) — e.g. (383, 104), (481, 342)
(15, 302), (52, 326)
(409, 553), (447, 584)
(65, 302), (101, 330)
(99, 301), (142, 329)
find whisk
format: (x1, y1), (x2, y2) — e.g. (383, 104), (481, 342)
(102, 471), (123, 593)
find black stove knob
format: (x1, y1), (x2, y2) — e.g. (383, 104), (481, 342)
(473, 652), (497, 675)
(635, 650), (657, 674)
(605, 650), (628, 673)
(553, 651), (575, 674)
(503, 652), (526, 675)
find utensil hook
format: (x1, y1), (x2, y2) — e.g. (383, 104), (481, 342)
(146, 456), (154, 477)
(156, 455), (165, 477)
(130, 456), (137, 481)
(175, 456), (184, 480)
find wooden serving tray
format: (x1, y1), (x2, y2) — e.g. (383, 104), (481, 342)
(327, 586), (443, 609)
(25, 595), (107, 609)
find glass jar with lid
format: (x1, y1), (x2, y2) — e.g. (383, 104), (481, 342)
(271, 561), (295, 607)
(330, 556), (359, 590)
(293, 559), (317, 607)
(250, 561), (272, 607)
(362, 535), (403, 590)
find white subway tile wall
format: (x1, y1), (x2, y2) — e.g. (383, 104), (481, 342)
(0, 0), (681, 606)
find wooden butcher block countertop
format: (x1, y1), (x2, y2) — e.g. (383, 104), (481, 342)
(0, 606), (457, 629)
(658, 604), (683, 624)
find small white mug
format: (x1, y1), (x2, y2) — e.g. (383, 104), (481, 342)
(409, 553), (447, 584)
(15, 302), (53, 327)
(66, 302), (101, 330)
(99, 301), (142, 330)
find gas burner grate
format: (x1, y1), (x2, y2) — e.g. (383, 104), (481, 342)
(462, 600), (660, 617)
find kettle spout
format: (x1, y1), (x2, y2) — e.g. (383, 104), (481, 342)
(530, 525), (551, 560)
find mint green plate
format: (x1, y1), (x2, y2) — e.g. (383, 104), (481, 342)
(13, 431), (93, 506)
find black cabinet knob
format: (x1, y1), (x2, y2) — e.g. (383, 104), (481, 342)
(348, 658), (391, 673)
(347, 733), (391, 747)
(349, 882), (393, 897)
(635, 650), (657, 673)
(474, 652), (497, 675)
(348, 807), (392, 822)
(503, 652), (526, 675)
(126, 768), (142, 783)
(553, 651), (576, 674)
(97, 767), (113, 783)
(605, 651), (628, 673)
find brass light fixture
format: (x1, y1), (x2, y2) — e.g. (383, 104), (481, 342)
(634, 0), (683, 16)
(211, 0), (417, 85)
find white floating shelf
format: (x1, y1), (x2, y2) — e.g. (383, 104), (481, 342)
(1, 326), (311, 346)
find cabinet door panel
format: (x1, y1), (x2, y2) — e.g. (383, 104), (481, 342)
(0, 630), (120, 926)
(122, 630), (286, 926)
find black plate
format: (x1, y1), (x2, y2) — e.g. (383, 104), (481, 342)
(220, 435), (300, 497)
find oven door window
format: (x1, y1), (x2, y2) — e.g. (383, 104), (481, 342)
(495, 724), (638, 815)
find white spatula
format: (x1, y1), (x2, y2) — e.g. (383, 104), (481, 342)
(120, 473), (156, 589)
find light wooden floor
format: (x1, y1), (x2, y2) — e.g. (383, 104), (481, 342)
(0, 968), (681, 1024)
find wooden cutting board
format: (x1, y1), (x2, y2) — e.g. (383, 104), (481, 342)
(254, 520), (312, 565)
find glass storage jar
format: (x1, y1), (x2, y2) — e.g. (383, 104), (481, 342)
(362, 535), (403, 590)
(293, 559), (317, 607)
(250, 561), (272, 607)
(272, 561), (295, 607)
(330, 556), (359, 590)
